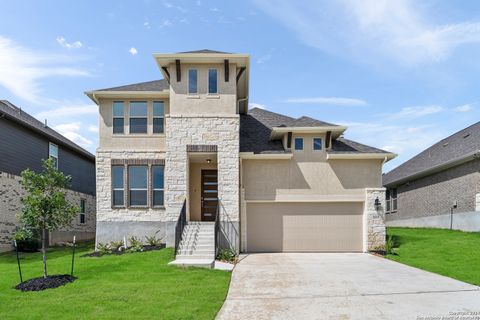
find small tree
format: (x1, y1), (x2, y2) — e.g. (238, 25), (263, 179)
(19, 158), (78, 278)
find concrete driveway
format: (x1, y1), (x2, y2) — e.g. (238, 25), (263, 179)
(216, 253), (480, 320)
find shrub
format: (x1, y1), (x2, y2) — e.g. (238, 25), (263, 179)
(96, 242), (111, 254)
(216, 249), (236, 263)
(145, 235), (162, 246)
(385, 235), (396, 255)
(110, 241), (124, 252)
(13, 228), (40, 252)
(128, 236), (144, 252)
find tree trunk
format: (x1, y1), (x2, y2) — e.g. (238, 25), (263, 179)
(42, 228), (48, 278)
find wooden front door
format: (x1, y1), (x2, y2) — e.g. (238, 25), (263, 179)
(201, 170), (218, 221)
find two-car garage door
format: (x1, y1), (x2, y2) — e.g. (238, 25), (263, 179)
(246, 202), (364, 252)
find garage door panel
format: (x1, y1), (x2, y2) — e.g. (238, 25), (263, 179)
(247, 202), (363, 252)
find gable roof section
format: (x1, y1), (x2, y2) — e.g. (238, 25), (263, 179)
(383, 121), (480, 186)
(176, 49), (232, 54)
(0, 100), (95, 161)
(94, 79), (169, 92)
(241, 108), (390, 155)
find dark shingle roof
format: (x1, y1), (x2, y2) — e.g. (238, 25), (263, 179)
(0, 100), (95, 160)
(96, 79), (169, 92)
(330, 138), (391, 154)
(176, 49), (232, 54)
(383, 121), (480, 186)
(240, 108), (386, 155)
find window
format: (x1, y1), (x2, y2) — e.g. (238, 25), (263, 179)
(313, 138), (322, 151)
(294, 137), (303, 151)
(153, 101), (165, 134)
(129, 102), (148, 134)
(188, 69), (198, 94)
(152, 166), (164, 207)
(129, 166), (148, 206)
(49, 143), (58, 169)
(208, 69), (218, 94)
(112, 166), (124, 206)
(386, 188), (397, 214)
(113, 101), (125, 134)
(80, 199), (86, 224)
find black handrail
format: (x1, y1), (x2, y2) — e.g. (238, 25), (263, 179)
(174, 200), (187, 256)
(214, 202), (220, 258)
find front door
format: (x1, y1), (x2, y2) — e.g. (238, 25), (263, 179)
(201, 170), (218, 221)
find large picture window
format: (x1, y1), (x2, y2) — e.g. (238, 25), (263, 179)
(208, 69), (218, 94)
(152, 166), (164, 207)
(129, 102), (148, 134)
(153, 101), (165, 134)
(112, 166), (125, 206)
(129, 166), (148, 206)
(113, 101), (125, 134)
(188, 69), (198, 94)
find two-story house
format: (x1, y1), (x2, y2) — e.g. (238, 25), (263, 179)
(86, 50), (395, 267)
(0, 100), (96, 252)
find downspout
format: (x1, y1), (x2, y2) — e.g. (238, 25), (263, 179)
(237, 97), (248, 114)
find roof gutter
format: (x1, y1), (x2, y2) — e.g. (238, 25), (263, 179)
(327, 153), (397, 161)
(384, 149), (480, 187)
(239, 152), (293, 160)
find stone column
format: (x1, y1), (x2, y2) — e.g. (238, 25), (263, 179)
(476, 194), (480, 212)
(364, 188), (386, 252)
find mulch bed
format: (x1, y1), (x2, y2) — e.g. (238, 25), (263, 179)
(15, 275), (77, 292)
(82, 244), (166, 258)
(370, 250), (387, 257)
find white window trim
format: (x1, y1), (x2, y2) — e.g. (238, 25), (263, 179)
(386, 188), (397, 214)
(312, 137), (323, 151)
(49, 142), (59, 169)
(128, 101), (148, 134)
(207, 68), (218, 95)
(112, 101), (125, 135)
(188, 68), (198, 95)
(153, 101), (165, 134)
(112, 166), (125, 208)
(294, 137), (304, 152)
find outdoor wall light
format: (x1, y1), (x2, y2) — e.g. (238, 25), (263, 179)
(206, 159), (212, 164)
(374, 197), (381, 210)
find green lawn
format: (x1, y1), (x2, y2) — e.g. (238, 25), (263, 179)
(387, 227), (480, 285)
(0, 244), (231, 320)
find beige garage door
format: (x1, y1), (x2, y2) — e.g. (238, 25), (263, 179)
(246, 202), (364, 252)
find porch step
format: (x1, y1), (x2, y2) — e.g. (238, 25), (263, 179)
(171, 221), (216, 269)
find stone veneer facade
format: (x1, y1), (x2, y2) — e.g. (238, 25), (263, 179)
(364, 188), (386, 251)
(164, 114), (240, 248)
(0, 172), (96, 252)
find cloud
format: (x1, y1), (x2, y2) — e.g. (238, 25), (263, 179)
(129, 47), (138, 56)
(254, 0), (480, 65)
(249, 102), (267, 110)
(0, 35), (90, 103)
(257, 49), (274, 64)
(210, 7), (219, 12)
(35, 103), (97, 120)
(143, 21), (151, 29)
(56, 36), (82, 49)
(53, 122), (93, 148)
(283, 97), (367, 106)
(389, 105), (444, 119)
(160, 19), (173, 28)
(88, 125), (99, 133)
(454, 104), (473, 113)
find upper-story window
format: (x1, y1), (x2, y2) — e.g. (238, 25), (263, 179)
(113, 101), (125, 134)
(49, 142), (58, 169)
(313, 138), (323, 151)
(153, 101), (165, 134)
(294, 138), (303, 151)
(188, 69), (198, 94)
(129, 102), (148, 134)
(208, 69), (218, 94)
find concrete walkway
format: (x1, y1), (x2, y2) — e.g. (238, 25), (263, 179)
(216, 253), (480, 320)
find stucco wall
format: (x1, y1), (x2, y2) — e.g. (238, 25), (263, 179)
(98, 98), (169, 151)
(242, 140), (383, 201)
(0, 172), (96, 252)
(386, 158), (480, 222)
(168, 63), (237, 115)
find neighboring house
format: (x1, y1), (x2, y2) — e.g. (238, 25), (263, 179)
(0, 100), (96, 252)
(383, 122), (480, 231)
(86, 50), (395, 265)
